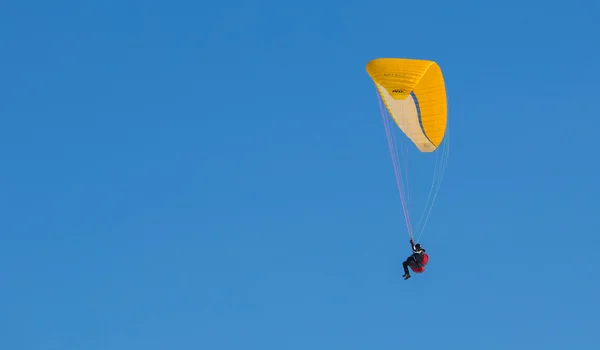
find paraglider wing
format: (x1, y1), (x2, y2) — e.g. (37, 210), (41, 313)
(366, 58), (447, 152)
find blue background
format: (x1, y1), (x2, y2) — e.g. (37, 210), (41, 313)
(1, 0), (599, 349)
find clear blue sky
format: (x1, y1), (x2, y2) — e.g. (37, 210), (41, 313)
(1, 0), (599, 349)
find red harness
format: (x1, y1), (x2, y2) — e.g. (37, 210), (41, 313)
(409, 253), (429, 273)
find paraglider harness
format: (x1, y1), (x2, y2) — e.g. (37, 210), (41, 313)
(403, 239), (428, 279)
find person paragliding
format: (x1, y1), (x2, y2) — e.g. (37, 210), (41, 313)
(402, 239), (429, 280)
(366, 58), (447, 281)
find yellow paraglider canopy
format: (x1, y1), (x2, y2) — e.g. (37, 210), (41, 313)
(366, 58), (447, 152)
